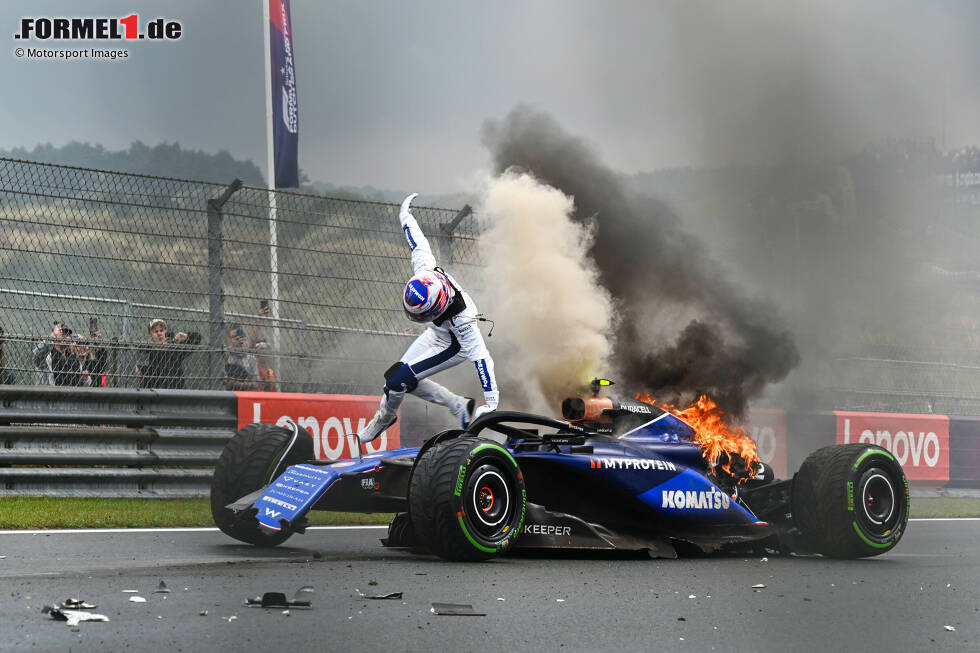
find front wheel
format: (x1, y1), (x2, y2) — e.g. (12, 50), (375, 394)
(210, 422), (314, 546)
(792, 444), (909, 558)
(409, 437), (526, 561)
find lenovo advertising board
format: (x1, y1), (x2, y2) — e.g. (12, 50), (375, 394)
(236, 392), (399, 460)
(835, 411), (949, 485)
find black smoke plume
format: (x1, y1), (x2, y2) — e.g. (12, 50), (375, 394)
(481, 106), (799, 418)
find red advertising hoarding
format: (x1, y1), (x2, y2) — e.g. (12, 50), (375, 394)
(745, 408), (788, 479)
(835, 411), (949, 484)
(235, 392), (399, 461)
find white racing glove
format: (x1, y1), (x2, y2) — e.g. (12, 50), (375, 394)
(399, 192), (419, 223)
(472, 403), (494, 422)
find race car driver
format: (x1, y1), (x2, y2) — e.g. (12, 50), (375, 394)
(357, 193), (498, 444)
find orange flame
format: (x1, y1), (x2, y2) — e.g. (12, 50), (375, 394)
(635, 393), (760, 482)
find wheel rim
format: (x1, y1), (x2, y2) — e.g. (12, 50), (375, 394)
(465, 463), (513, 538)
(857, 467), (898, 535)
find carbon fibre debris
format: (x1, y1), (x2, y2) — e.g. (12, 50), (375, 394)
(355, 589), (402, 600)
(42, 605), (110, 626)
(431, 602), (485, 616)
(245, 586), (313, 609)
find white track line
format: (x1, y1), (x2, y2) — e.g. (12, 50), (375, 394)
(0, 525), (388, 535)
(909, 517), (980, 521)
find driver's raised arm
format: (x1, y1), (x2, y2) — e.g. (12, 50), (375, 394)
(398, 192), (437, 274)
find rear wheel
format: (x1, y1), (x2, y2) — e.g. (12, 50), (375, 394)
(409, 437), (526, 561)
(792, 444), (909, 558)
(210, 422), (314, 546)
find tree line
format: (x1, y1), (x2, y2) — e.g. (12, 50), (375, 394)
(0, 141), (266, 186)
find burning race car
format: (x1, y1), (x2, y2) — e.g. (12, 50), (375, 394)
(210, 380), (909, 561)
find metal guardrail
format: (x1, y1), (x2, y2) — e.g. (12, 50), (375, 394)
(0, 386), (237, 498)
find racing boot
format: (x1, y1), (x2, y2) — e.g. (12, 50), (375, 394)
(449, 395), (476, 429)
(358, 387), (404, 445)
(357, 409), (397, 444)
(414, 379), (473, 428)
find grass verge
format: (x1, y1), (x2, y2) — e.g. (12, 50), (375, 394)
(0, 497), (393, 530)
(0, 497), (977, 530)
(909, 497), (980, 519)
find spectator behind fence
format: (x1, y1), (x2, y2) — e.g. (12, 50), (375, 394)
(0, 325), (14, 385)
(83, 320), (109, 387)
(31, 322), (87, 386)
(253, 301), (278, 392)
(255, 340), (278, 392)
(73, 332), (108, 388)
(224, 324), (259, 390)
(136, 318), (201, 389)
(66, 335), (90, 387)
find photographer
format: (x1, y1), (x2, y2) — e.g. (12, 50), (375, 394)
(83, 318), (109, 387)
(31, 322), (82, 386)
(72, 330), (109, 388)
(224, 324), (260, 391)
(249, 301), (278, 392)
(135, 318), (201, 389)
(255, 340), (278, 392)
(67, 335), (96, 387)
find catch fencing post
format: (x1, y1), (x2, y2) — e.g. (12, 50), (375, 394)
(439, 204), (472, 264)
(299, 321), (308, 394)
(121, 301), (132, 387)
(109, 336), (119, 387)
(207, 179), (243, 390)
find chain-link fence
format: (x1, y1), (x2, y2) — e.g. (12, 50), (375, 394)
(0, 157), (482, 394)
(6, 155), (980, 416)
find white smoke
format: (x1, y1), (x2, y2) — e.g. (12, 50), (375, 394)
(476, 171), (615, 412)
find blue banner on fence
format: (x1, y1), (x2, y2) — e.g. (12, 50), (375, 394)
(269, 0), (299, 188)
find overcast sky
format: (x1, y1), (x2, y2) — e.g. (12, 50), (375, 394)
(1, 0), (978, 193)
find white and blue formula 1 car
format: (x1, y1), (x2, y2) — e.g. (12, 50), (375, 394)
(211, 387), (908, 561)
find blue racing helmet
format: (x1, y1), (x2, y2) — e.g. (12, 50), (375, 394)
(403, 270), (453, 322)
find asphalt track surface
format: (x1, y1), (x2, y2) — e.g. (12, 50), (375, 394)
(0, 520), (977, 652)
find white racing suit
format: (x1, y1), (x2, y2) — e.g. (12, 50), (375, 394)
(358, 193), (499, 444)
